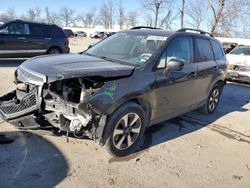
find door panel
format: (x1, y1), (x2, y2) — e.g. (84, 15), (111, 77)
(0, 22), (29, 57)
(150, 36), (197, 122)
(151, 63), (198, 121)
(193, 60), (217, 103)
(192, 38), (217, 105)
(26, 23), (50, 55)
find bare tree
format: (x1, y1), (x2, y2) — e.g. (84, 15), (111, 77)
(159, 10), (178, 29)
(0, 7), (17, 19)
(45, 7), (60, 25)
(6, 7), (16, 19)
(208, 0), (250, 36)
(180, 0), (185, 28)
(186, 0), (205, 29)
(99, 0), (115, 29)
(208, 0), (226, 35)
(78, 7), (98, 28)
(144, 13), (153, 27)
(118, 0), (126, 30)
(26, 7), (41, 21)
(127, 11), (138, 27)
(142, 0), (171, 27)
(58, 7), (75, 27)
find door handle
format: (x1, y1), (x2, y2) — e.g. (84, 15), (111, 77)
(18, 37), (26, 40)
(188, 72), (197, 78)
(45, 38), (51, 40)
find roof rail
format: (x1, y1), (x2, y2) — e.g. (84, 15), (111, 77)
(130, 26), (161, 30)
(177, 28), (213, 37)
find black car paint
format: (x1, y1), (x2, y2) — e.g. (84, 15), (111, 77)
(87, 32), (227, 125)
(0, 20), (69, 57)
(20, 54), (135, 83)
(0, 29), (227, 146)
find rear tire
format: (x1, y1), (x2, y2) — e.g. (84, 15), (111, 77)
(199, 84), (222, 114)
(103, 102), (146, 157)
(47, 47), (62, 54)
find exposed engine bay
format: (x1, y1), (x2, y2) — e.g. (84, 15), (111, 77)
(0, 70), (109, 143)
(0, 53), (135, 146)
(42, 77), (106, 139)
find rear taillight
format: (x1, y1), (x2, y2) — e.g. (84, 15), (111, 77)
(65, 38), (69, 46)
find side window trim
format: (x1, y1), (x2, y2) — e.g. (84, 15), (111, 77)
(194, 37), (214, 63)
(209, 40), (215, 61)
(24, 24), (30, 35)
(156, 35), (194, 69)
(211, 40), (224, 60)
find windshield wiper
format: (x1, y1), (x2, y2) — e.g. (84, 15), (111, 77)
(98, 56), (115, 62)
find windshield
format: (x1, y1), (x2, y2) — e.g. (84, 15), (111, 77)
(230, 47), (250, 55)
(85, 32), (167, 64)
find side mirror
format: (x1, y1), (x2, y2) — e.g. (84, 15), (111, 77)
(164, 59), (184, 76)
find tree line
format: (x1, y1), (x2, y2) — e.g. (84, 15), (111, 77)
(0, 0), (250, 38)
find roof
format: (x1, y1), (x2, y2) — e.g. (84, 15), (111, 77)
(121, 28), (174, 37)
(121, 27), (215, 39)
(0, 19), (58, 26)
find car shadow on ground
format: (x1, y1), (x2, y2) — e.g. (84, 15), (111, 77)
(138, 82), (250, 152)
(0, 58), (27, 67)
(0, 131), (69, 188)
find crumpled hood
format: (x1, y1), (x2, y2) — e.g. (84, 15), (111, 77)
(226, 54), (250, 66)
(20, 54), (135, 82)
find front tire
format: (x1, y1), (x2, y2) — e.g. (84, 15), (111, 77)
(200, 84), (222, 114)
(104, 102), (146, 157)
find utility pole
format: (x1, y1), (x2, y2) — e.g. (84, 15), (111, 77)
(180, 0), (185, 28)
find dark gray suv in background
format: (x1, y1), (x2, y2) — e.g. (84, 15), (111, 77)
(0, 27), (227, 156)
(0, 20), (69, 57)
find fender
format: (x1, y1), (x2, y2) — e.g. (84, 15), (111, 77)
(87, 71), (155, 115)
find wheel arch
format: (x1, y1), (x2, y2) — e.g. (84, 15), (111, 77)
(98, 96), (151, 146)
(207, 76), (226, 99)
(46, 46), (63, 54)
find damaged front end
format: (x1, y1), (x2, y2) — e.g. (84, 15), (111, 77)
(0, 65), (109, 144)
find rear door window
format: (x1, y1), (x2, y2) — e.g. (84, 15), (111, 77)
(51, 26), (66, 37)
(195, 38), (213, 62)
(211, 40), (224, 60)
(29, 23), (51, 36)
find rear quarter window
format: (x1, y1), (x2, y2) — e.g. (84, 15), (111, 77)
(211, 40), (224, 60)
(29, 23), (51, 36)
(51, 26), (67, 37)
(195, 38), (213, 62)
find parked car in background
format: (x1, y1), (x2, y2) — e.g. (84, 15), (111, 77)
(104, 32), (117, 38)
(222, 42), (238, 54)
(90, 31), (106, 39)
(0, 27), (227, 156)
(226, 45), (250, 83)
(63, 29), (74, 38)
(0, 20), (69, 57)
(74, 31), (87, 37)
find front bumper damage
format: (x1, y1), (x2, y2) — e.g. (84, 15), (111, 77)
(0, 66), (107, 145)
(0, 88), (41, 120)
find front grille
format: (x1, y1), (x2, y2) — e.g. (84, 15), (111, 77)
(0, 93), (37, 115)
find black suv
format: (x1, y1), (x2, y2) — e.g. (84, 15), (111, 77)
(0, 20), (69, 57)
(0, 27), (227, 156)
